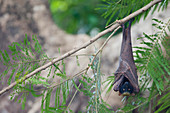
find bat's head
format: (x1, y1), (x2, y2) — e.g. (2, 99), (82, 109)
(113, 75), (138, 96)
(119, 81), (133, 96)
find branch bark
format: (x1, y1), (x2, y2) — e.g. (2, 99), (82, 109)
(0, 0), (162, 96)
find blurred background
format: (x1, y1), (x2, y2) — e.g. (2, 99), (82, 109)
(0, 0), (169, 113)
(49, 0), (106, 36)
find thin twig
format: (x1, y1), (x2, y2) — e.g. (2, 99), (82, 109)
(8, 53), (92, 66)
(65, 27), (121, 112)
(0, 0), (162, 96)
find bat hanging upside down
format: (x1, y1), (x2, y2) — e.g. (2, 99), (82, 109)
(112, 20), (139, 96)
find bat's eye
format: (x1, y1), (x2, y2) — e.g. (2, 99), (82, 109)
(123, 89), (125, 91)
(128, 88), (131, 91)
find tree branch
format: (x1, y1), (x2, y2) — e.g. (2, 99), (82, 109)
(0, 0), (162, 96)
(65, 26), (121, 112)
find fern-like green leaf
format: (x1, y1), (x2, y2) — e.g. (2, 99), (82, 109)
(98, 0), (168, 25)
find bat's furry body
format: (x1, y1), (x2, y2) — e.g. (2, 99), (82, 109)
(113, 20), (139, 95)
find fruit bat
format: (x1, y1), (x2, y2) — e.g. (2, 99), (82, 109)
(112, 20), (139, 96)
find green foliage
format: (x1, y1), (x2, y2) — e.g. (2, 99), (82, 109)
(80, 53), (112, 113)
(98, 0), (169, 25)
(135, 19), (169, 94)
(1, 19), (169, 112)
(0, 1), (169, 112)
(49, 0), (169, 35)
(103, 75), (115, 94)
(154, 88), (170, 113)
(123, 19), (169, 112)
(0, 35), (50, 108)
(49, 0), (107, 34)
(40, 59), (74, 113)
(104, 19), (169, 112)
(0, 34), (83, 112)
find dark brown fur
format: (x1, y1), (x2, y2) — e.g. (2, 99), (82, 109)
(112, 20), (139, 94)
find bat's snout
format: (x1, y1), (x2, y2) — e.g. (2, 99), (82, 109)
(122, 92), (131, 96)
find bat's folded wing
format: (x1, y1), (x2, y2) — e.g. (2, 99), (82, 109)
(113, 60), (139, 93)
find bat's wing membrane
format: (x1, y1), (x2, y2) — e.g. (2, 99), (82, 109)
(113, 20), (139, 94)
(113, 58), (139, 93)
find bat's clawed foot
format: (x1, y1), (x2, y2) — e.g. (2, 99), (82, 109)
(115, 20), (124, 26)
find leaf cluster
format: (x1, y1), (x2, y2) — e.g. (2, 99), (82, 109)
(0, 35), (50, 109)
(98, 0), (169, 25)
(124, 19), (169, 112)
(135, 19), (169, 94)
(0, 1), (169, 112)
(103, 19), (169, 113)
